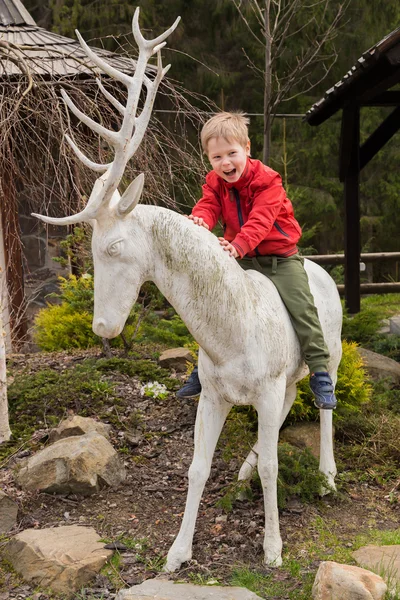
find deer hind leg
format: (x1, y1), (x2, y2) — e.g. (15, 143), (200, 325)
(165, 391), (231, 572)
(238, 383), (297, 484)
(319, 369), (337, 493)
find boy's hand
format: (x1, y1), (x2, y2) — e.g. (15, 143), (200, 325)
(218, 238), (239, 258)
(187, 215), (209, 230)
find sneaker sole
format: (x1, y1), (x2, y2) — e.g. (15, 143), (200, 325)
(176, 392), (201, 399)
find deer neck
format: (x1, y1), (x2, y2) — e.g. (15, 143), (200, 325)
(138, 205), (251, 364)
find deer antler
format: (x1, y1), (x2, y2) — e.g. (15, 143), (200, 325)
(33, 7), (180, 225)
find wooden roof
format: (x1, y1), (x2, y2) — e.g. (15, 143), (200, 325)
(305, 27), (400, 125)
(0, 0), (146, 78)
(0, 0), (35, 26)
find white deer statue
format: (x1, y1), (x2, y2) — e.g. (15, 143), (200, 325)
(34, 9), (342, 571)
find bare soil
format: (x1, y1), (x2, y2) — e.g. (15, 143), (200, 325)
(1, 349), (399, 599)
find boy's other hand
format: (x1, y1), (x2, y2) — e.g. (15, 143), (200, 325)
(218, 238), (239, 258)
(187, 215), (209, 229)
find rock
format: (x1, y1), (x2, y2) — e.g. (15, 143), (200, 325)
(390, 316), (400, 335)
(6, 525), (113, 596)
(0, 490), (18, 533)
(16, 431), (126, 495)
(116, 578), (265, 600)
(49, 415), (111, 443)
(312, 561), (387, 599)
(279, 422), (334, 458)
(158, 348), (194, 372)
(353, 545), (400, 586)
(357, 347), (400, 384)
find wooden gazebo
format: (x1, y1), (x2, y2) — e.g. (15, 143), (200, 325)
(0, 0), (144, 347)
(305, 27), (400, 313)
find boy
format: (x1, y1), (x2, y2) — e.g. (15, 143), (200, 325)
(177, 112), (337, 410)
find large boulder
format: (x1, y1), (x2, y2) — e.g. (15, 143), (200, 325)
(6, 525), (113, 596)
(158, 348), (194, 372)
(312, 561), (387, 599)
(279, 422), (331, 458)
(16, 431), (126, 495)
(49, 415), (111, 443)
(353, 545), (400, 586)
(0, 490), (18, 533)
(357, 347), (400, 384)
(116, 578), (265, 600)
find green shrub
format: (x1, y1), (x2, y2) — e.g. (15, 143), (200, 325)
(34, 274), (99, 351)
(137, 314), (193, 346)
(288, 340), (372, 425)
(34, 302), (99, 351)
(218, 443), (329, 511)
(342, 293), (400, 347)
(95, 357), (179, 390)
(276, 443), (330, 508)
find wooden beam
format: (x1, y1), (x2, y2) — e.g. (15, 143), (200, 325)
(337, 282), (400, 295)
(339, 104), (357, 182)
(363, 90), (400, 106)
(360, 105), (400, 170)
(341, 105), (361, 314)
(358, 66), (400, 105)
(303, 252), (400, 265)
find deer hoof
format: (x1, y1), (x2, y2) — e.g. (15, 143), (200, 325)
(164, 547), (192, 572)
(264, 552), (283, 568)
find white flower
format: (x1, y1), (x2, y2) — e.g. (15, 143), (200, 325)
(140, 381), (168, 399)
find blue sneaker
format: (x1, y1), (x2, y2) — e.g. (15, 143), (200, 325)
(176, 366), (202, 398)
(310, 372), (337, 409)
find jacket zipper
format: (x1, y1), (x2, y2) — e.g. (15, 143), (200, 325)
(274, 221), (290, 238)
(233, 188), (244, 227)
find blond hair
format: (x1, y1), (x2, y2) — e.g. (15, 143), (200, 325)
(200, 112), (250, 153)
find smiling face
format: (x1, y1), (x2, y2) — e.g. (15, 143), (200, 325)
(207, 136), (250, 183)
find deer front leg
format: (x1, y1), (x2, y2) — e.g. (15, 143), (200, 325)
(255, 380), (286, 567)
(165, 391), (231, 572)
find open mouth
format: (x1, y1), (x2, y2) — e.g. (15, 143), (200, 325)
(223, 169), (236, 177)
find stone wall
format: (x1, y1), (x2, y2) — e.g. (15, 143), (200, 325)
(19, 207), (69, 347)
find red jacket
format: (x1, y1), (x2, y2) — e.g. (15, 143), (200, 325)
(192, 158), (301, 258)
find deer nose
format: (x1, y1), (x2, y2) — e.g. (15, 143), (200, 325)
(93, 318), (108, 335)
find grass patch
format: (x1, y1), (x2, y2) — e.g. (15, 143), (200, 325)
(342, 293), (400, 348)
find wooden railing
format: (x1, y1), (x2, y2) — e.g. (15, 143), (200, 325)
(303, 252), (400, 296)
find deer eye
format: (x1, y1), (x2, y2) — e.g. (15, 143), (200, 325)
(107, 240), (123, 257)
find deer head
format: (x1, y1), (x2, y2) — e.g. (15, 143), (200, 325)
(33, 8), (180, 337)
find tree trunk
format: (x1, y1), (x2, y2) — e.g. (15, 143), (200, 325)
(263, 0), (272, 165)
(0, 292), (11, 443)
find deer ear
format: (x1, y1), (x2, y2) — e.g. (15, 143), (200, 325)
(116, 173), (144, 216)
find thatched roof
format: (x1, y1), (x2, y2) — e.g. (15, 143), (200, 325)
(0, 0), (143, 78)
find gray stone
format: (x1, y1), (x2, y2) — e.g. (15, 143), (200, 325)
(49, 415), (111, 443)
(279, 422), (334, 458)
(6, 525), (113, 596)
(116, 578), (265, 600)
(357, 347), (400, 384)
(390, 316), (400, 336)
(16, 431), (126, 495)
(158, 348), (195, 372)
(353, 545), (400, 586)
(312, 561), (387, 599)
(0, 490), (18, 533)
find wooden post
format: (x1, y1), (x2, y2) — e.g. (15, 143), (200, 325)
(340, 105), (360, 313)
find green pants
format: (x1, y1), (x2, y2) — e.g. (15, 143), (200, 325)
(238, 254), (330, 373)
